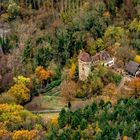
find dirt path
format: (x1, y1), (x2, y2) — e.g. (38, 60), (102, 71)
(31, 109), (62, 114)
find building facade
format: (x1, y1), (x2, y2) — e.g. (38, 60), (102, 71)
(78, 52), (91, 81)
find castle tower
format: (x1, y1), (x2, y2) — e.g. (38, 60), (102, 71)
(78, 51), (91, 81)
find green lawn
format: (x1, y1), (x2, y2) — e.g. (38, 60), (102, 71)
(25, 95), (65, 111)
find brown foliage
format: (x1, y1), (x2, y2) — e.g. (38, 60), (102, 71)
(61, 80), (77, 102)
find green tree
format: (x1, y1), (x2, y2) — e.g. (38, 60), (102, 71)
(71, 115), (80, 129)
(95, 38), (105, 52)
(22, 41), (32, 62)
(35, 46), (53, 67)
(72, 130), (81, 140)
(55, 29), (70, 66)
(83, 106), (94, 122)
(80, 119), (88, 130)
(58, 109), (67, 128)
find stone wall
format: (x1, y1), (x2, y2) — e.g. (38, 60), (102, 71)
(78, 59), (91, 81)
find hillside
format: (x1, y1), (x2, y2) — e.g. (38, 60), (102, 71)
(1, 0), (140, 139)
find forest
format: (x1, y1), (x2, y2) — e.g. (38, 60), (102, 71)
(1, 0), (140, 139)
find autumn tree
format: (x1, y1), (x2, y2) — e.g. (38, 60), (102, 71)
(7, 83), (30, 104)
(0, 104), (44, 132)
(128, 78), (140, 98)
(0, 129), (11, 140)
(0, 93), (16, 104)
(134, 55), (140, 64)
(102, 83), (117, 101)
(13, 75), (30, 85)
(61, 79), (77, 103)
(69, 63), (76, 80)
(35, 66), (53, 82)
(12, 130), (38, 140)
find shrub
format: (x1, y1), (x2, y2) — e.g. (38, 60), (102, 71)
(7, 1), (20, 19)
(7, 83), (30, 104)
(0, 104), (44, 132)
(12, 130), (38, 140)
(76, 91), (86, 98)
(0, 93), (16, 104)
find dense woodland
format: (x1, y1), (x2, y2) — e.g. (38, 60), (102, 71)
(1, 0), (140, 139)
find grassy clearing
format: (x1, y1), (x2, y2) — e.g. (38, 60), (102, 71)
(25, 95), (65, 111)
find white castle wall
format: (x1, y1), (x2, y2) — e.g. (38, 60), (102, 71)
(78, 59), (91, 81)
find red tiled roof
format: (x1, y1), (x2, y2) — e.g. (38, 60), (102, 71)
(78, 52), (91, 62)
(91, 51), (110, 63)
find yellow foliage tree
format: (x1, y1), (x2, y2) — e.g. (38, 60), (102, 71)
(51, 116), (58, 125)
(123, 136), (129, 140)
(13, 75), (30, 85)
(35, 66), (53, 83)
(12, 130), (38, 140)
(7, 83), (30, 104)
(95, 122), (102, 134)
(69, 63), (76, 79)
(134, 55), (140, 64)
(0, 104), (23, 132)
(0, 104), (42, 133)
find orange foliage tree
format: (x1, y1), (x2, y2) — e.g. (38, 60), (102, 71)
(0, 129), (11, 140)
(35, 66), (53, 83)
(129, 78), (140, 98)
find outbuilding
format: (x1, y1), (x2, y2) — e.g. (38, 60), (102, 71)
(126, 61), (140, 76)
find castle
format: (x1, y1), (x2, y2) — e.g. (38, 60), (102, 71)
(78, 52), (91, 81)
(78, 51), (115, 81)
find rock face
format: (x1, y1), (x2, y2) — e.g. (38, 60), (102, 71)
(78, 51), (91, 81)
